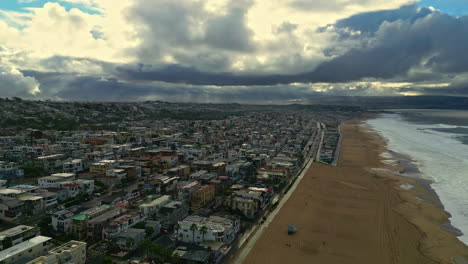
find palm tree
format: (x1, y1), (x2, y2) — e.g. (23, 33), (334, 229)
(199, 226), (208, 243)
(190, 223), (198, 243)
(174, 223), (181, 243)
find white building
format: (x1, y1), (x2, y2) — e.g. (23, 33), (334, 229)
(51, 210), (75, 233)
(38, 173), (75, 189)
(0, 236), (52, 264)
(139, 195), (171, 218)
(177, 215), (240, 244)
(63, 159), (84, 173)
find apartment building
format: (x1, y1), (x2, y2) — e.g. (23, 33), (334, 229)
(191, 185), (215, 211)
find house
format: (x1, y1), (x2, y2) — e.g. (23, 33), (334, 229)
(87, 208), (125, 240)
(177, 214), (240, 244)
(70, 205), (113, 240)
(157, 201), (189, 226)
(90, 160), (117, 175)
(167, 165), (190, 178)
(0, 199), (26, 222)
(34, 154), (66, 173)
(225, 186), (274, 218)
(154, 176), (179, 194)
(102, 212), (145, 240)
(0, 161), (23, 180)
(38, 173), (75, 189)
(191, 185), (215, 211)
(115, 228), (145, 251)
(51, 210), (75, 233)
(63, 159), (84, 173)
(139, 195), (171, 219)
(178, 181), (201, 202)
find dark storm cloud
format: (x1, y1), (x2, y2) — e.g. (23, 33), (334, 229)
(115, 64), (295, 86)
(112, 5), (465, 87)
(21, 70), (321, 102)
(15, 4), (468, 100)
(330, 4), (431, 35)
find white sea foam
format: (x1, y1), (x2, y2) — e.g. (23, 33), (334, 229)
(400, 183), (415, 190)
(379, 152), (393, 159)
(368, 114), (468, 245)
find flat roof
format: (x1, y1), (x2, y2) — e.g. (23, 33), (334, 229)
(0, 189), (24, 195)
(0, 236), (51, 261)
(139, 195), (171, 208)
(51, 173), (75, 178)
(0, 225), (35, 238)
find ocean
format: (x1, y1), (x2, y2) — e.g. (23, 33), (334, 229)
(367, 109), (468, 245)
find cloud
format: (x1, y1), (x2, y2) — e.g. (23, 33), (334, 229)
(3, 0), (468, 102)
(0, 65), (40, 97)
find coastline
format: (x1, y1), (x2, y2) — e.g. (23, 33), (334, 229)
(242, 116), (468, 264)
(366, 117), (468, 263)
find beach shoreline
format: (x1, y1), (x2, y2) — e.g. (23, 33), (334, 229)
(242, 116), (468, 264)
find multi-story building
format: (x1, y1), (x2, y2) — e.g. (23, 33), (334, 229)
(115, 228), (145, 251)
(51, 209), (75, 233)
(34, 154), (66, 173)
(90, 160), (117, 175)
(158, 200), (189, 226)
(0, 236), (52, 264)
(27, 240), (87, 264)
(87, 208), (125, 241)
(102, 212), (145, 240)
(191, 185), (215, 211)
(177, 215), (240, 244)
(0, 225), (40, 251)
(70, 205), (113, 240)
(139, 195), (171, 219)
(178, 181), (200, 201)
(38, 173), (75, 188)
(63, 159), (84, 173)
(0, 161), (23, 180)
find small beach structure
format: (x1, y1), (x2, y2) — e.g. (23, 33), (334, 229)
(288, 224), (297, 235)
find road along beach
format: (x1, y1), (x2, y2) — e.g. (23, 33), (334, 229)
(242, 118), (468, 264)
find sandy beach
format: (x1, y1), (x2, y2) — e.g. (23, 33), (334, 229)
(242, 118), (468, 264)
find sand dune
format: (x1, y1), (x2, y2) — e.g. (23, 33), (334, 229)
(242, 119), (468, 264)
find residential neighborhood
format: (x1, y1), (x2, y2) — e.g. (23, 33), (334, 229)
(0, 99), (360, 263)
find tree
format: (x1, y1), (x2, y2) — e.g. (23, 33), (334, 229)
(199, 226), (208, 243)
(139, 239), (152, 257)
(190, 223), (198, 243)
(103, 256), (113, 264)
(145, 226), (154, 238)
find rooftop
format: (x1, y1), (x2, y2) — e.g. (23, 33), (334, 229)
(0, 236), (51, 262)
(0, 225), (36, 239)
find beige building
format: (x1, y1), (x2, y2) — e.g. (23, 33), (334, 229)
(191, 185), (215, 211)
(26, 240), (87, 264)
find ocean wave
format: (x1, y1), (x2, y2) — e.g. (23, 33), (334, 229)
(368, 114), (468, 245)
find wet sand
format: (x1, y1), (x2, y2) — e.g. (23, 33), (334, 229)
(242, 119), (468, 264)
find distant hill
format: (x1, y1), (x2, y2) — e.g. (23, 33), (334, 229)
(304, 96), (468, 110)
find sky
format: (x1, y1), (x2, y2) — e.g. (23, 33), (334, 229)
(1, 0), (468, 103)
